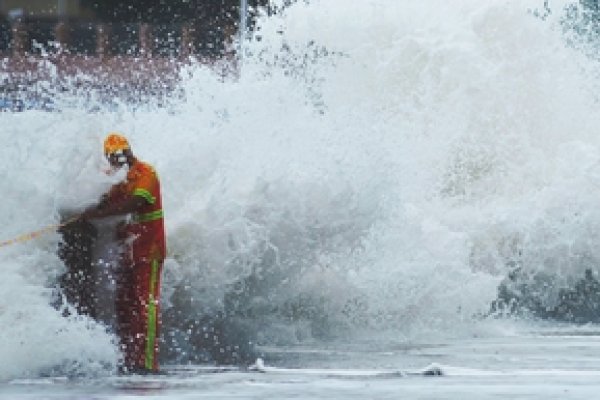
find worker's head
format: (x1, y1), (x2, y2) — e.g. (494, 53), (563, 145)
(103, 132), (132, 169)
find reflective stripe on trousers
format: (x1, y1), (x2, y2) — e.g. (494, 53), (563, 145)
(145, 258), (159, 370)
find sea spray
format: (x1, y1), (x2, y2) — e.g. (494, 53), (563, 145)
(1, 0), (599, 377)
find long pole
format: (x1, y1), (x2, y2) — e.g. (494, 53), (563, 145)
(0, 216), (79, 249)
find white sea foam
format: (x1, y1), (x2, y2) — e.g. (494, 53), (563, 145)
(0, 0), (599, 379)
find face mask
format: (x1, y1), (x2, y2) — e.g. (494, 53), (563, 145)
(105, 150), (128, 175)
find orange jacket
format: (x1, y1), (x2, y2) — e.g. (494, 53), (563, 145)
(107, 158), (166, 261)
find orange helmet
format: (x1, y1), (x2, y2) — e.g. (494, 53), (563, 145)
(103, 132), (130, 155)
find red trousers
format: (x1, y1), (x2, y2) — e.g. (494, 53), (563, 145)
(115, 254), (163, 372)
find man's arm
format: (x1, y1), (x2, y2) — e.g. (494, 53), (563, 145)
(80, 196), (147, 221)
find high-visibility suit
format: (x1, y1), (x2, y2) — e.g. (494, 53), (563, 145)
(105, 158), (166, 372)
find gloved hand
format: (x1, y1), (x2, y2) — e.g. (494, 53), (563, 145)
(58, 209), (81, 225)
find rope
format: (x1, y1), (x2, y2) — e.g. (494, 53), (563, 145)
(0, 216), (80, 249)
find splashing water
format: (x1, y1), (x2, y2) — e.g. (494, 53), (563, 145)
(1, 0), (599, 379)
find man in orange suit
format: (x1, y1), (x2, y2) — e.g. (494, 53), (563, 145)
(80, 133), (166, 374)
